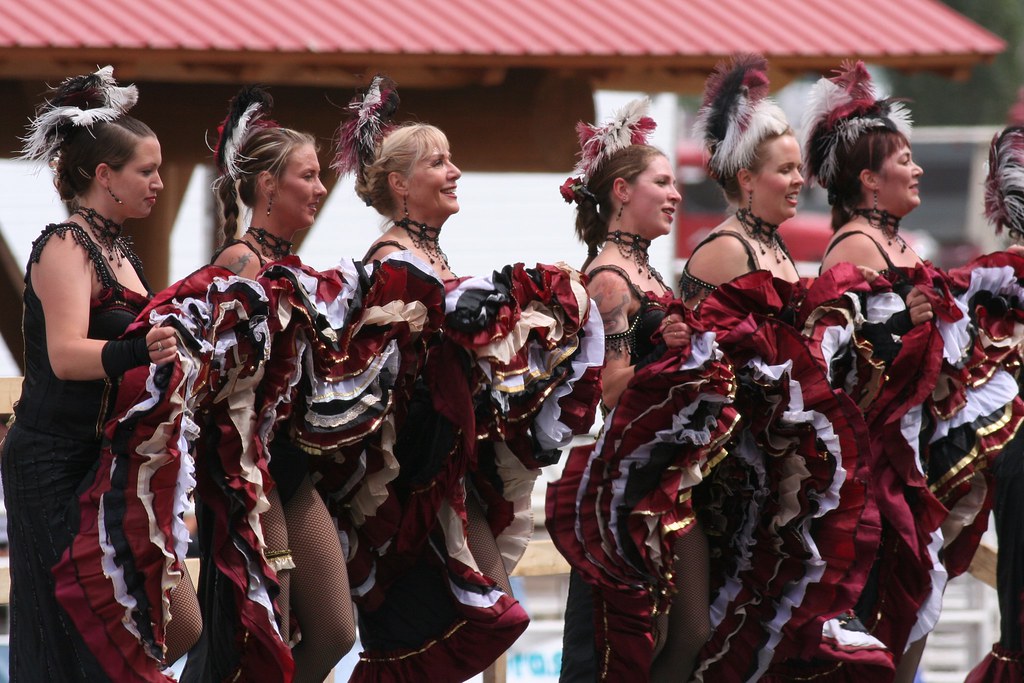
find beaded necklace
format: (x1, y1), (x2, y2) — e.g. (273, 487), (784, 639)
(851, 208), (907, 253)
(395, 217), (450, 269)
(606, 230), (666, 287)
(75, 207), (129, 266)
(735, 208), (785, 264)
(245, 226), (293, 260)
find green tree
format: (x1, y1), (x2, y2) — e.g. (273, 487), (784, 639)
(885, 0), (1023, 125)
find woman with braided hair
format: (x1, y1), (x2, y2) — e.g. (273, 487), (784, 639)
(1, 67), (202, 681)
(181, 85), (355, 683)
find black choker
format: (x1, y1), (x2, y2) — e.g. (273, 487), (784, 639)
(245, 227), (292, 260)
(607, 230), (665, 285)
(735, 208), (785, 264)
(395, 217), (450, 269)
(76, 207), (127, 265)
(852, 208), (906, 253)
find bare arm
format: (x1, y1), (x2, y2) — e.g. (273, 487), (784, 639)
(589, 271), (636, 408)
(34, 233), (175, 380)
(685, 234), (756, 294)
(213, 243), (261, 278)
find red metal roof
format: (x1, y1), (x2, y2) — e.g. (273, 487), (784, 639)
(0, 0), (1005, 64)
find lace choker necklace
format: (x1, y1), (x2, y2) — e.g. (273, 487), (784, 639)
(75, 207), (127, 265)
(852, 208), (906, 253)
(245, 227), (293, 260)
(607, 230), (665, 285)
(735, 208), (785, 263)
(395, 217), (450, 269)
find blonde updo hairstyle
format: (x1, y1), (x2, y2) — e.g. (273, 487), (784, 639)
(356, 123), (449, 220)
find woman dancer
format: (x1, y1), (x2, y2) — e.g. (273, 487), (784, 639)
(182, 85), (354, 683)
(334, 76), (603, 682)
(552, 98), (692, 682)
(679, 61), (801, 300)
(965, 124), (1024, 683)
(799, 61), (1023, 683)
(2, 67), (201, 681)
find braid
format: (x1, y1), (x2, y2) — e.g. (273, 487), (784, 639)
(216, 177), (242, 244)
(575, 200), (609, 270)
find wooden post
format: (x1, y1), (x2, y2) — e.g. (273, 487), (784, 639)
(130, 162), (194, 290)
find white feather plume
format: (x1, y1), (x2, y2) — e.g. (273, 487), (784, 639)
(17, 66), (139, 166)
(93, 65), (139, 112)
(704, 99), (789, 179)
(221, 102), (262, 181)
(573, 97), (656, 182)
(19, 106), (123, 163)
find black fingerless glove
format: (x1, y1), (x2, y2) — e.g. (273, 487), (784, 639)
(634, 341), (668, 371)
(883, 309), (914, 336)
(101, 337), (150, 378)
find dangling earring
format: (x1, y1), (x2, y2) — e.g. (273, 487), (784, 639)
(872, 189), (878, 212)
(616, 204), (624, 222)
(266, 196), (273, 216)
(403, 195), (409, 219)
(747, 189), (753, 213)
(108, 187), (123, 205)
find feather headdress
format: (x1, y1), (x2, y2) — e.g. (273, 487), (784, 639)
(693, 53), (789, 181)
(559, 97), (657, 204)
(984, 126), (1024, 240)
(800, 61), (913, 190)
(19, 66), (139, 165)
(331, 74), (400, 186)
(213, 85), (277, 182)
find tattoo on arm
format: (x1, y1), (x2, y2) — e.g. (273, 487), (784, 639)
(225, 252), (252, 276)
(598, 292), (631, 362)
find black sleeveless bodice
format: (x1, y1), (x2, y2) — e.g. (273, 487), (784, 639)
(589, 264), (666, 363)
(14, 222), (150, 440)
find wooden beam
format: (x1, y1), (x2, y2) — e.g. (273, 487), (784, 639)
(0, 223), (26, 372)
(0, 47), (997, 91)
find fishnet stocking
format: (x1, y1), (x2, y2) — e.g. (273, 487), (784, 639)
(650, 525), (711, 682)
(165, 565), (203, 664)
(262, 487), (291, 641)
(285, 476), (356, 683)
(466, 494), (513, 595)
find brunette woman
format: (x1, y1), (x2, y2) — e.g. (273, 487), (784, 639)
(3, 67), (201, 682)
(182, 86), (354, 683)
